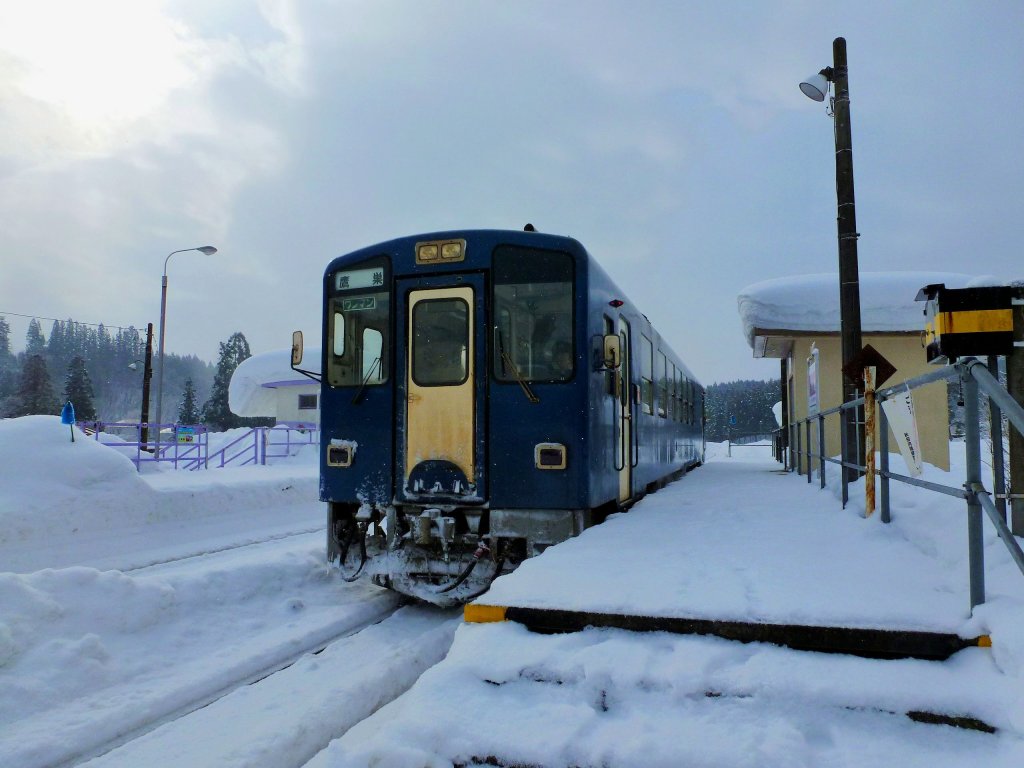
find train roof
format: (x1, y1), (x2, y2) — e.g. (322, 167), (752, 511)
(326, 229), (587, 268)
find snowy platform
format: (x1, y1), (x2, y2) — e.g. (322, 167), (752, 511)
(469, 448), (998, 644)
(327, 446), (1024, 765)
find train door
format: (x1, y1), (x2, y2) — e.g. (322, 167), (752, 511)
(398, 278), (484, 499)
(616, 316), (634, 503)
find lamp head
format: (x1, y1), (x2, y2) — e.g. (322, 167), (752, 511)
(197, 245), (218, 256)
(799, 69), (832, 102)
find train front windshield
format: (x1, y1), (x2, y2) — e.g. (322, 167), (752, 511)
(492, 246), (575, 382)
(327, 258), (390, 387)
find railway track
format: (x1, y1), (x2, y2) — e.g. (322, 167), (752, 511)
(6, 596), (403, 768)
(123, 526), (324, 574)
(68, 605), (460, 768)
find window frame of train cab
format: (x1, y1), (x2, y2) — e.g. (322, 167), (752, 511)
(326, 255), (391, 388)
(411, 296), (470, 387)
(491, 245), (576, 384)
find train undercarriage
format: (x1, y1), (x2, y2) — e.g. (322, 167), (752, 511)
(327, 501), (593, 607)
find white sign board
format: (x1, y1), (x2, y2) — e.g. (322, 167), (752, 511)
(881, 387), (923, 477)
(807, 346), (819, 415)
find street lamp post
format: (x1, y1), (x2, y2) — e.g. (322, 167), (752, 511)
(154, 246), (218, 445)
(801, 37), (865, 484)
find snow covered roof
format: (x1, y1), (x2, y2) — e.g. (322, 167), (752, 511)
(736, 271), (988, 349)
(229, 347), (321, 417)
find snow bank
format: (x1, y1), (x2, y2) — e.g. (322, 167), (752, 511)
(0, 416), (320, 573)
(736, 271), (977, 346)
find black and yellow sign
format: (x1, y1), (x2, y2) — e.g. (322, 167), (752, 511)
(916, 284), (1015, 363)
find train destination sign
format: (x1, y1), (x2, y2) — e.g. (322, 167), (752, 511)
(335, 267), (385, 292)
(341, 297), (376, 312)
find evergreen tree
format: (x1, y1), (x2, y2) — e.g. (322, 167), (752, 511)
(0, 316), (11, 358)
(14, 354), (57, 416)
(25, 319), (46, 357)
(178, 377), (201, 424)
(0, 316), (15, 408)
(704, 379), (781, 442)
(63, 356), (97, 421)
(202, 332), (253, 429)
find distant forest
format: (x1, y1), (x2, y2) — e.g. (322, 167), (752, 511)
(704, 379), (781, 443)
(0, 316), (214, 423)
(1, 314), (783, 439)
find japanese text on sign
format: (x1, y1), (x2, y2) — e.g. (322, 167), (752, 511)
(335, 267), (385, 291)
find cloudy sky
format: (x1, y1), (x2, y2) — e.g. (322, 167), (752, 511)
(1, 0), (1021, 384)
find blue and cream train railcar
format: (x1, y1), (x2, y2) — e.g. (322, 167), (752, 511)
(291, 228), (704, 605)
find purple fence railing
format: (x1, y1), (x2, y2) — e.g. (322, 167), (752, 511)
(77, 422), (318, 471)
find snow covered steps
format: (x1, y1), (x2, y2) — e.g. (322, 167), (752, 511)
(464, 605), (1001, 734)
(464, 604), (991, 661)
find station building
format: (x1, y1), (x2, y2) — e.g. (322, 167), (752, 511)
(228, 346), (321, 429)
(737, 272), (981, 474)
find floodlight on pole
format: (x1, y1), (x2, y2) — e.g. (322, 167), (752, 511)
(154, 246), (218, 442)
(799, 37), (865, 492)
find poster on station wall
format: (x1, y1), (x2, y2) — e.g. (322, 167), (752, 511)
(881, 386), (923, 477)
(807, 345), (819, 415)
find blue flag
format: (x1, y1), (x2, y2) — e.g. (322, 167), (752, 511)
(61, 401), (76, 425)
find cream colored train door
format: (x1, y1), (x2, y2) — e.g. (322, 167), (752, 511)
(404, 285), (476, 489)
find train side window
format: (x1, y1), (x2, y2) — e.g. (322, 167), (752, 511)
(657, 351), (668, 418)
(333, 312), (345, 357)
(671, 370), (679, 423)
(640, 335), (653, 414)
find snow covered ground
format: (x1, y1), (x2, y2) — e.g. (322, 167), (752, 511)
(321, 443), (1024, 767)
(2, 416), (1023, 766)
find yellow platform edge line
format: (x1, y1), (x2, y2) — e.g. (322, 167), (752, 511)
(464, 604), (508, 623)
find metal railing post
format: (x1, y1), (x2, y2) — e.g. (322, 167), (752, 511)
(879, 401), (891, 524)
(806, 419), (812, 483)
(840, 410), (849, 508)
(963, 366), (986, 610)
(796, 421), (803, 476)
(818, 414), (826, 489)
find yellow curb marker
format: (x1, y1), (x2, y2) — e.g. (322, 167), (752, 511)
(464, 604), (507, 623)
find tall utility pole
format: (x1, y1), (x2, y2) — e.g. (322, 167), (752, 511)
(800, 37), (865, 483)
(831, 37), (865, 483)
(140, 323), (154, 448)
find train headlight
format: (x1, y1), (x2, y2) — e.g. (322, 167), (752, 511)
(416, 239), (466, 265)
(417, 244), (439, 262)
(535, 443), (567, 470)
(440, 241), (463, 260)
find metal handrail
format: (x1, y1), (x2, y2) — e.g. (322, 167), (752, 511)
(782, 358), (1024, 611)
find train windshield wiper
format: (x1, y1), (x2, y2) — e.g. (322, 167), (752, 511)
(496, 329), (539, 404)
(352, 357), (381, 404)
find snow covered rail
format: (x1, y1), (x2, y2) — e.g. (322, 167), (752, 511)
(10, 598), (403, 768)
(55, 607), (459, 768)
(786, 357), (1024, 611)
